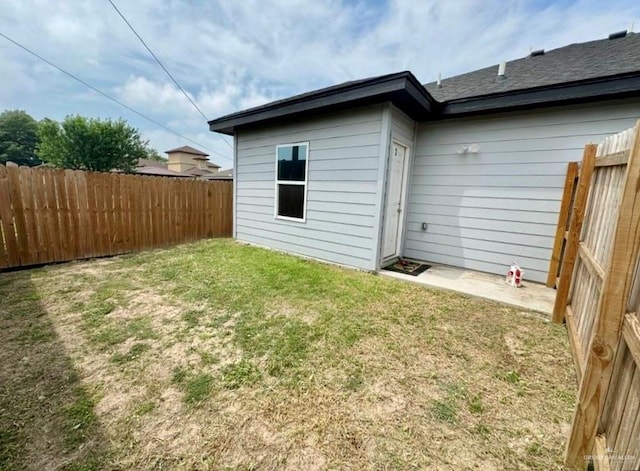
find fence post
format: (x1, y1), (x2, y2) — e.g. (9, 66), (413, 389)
(547, 161), (580, 287)
(552, 145), (597, 323)
(565, 122), (640, 467)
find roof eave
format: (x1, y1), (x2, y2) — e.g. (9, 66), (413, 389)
(439, 72), (640, 118)
(208, 72), (438, 135)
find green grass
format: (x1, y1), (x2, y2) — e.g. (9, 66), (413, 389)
(90, 317), (157, 349)
(134, 400), (156, 416)
(498, 370), (522, 384)
(64, 392), (98, 448)
(0, 239), (576, 470)
(172, 366), (188, 385)
(431, 400), (458, 424)
(183, 373), (215, 404)
(111, 343), (151, 364)
(182, 309), (206, 329)
(221, 360), (262, 389)
(468, 395), (485, 414)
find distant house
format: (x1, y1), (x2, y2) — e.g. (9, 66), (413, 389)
(135, 158), (192, 178)
(135, 145), (232, 179)
(208, 31), (640, 283)
(201, 168), (233, 180)
(166, 145), (221, 177)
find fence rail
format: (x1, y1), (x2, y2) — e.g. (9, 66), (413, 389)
(0, 163), (232, 270)
(552, 121), (640, 470)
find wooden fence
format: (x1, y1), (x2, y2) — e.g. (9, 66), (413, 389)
(552, 121), (640, 469)
(0, 163), (232, 270)
(547, 160), (580, 288)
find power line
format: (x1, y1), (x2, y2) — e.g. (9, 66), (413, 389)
(0, 31), (231, 162)
(106, 0), (233, 150)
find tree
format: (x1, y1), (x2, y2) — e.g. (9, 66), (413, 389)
(145, 147), (167, 162)
(37, 115), (149, 172)
(0, 109), (41, 166)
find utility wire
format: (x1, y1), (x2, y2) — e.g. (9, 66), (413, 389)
(0, 32), (231, 162)
(106, 0), (233, 150)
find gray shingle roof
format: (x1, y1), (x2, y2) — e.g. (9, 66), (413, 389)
(425, 32), (640, 102)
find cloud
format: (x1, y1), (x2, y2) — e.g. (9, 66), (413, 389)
(115, 68), (273, 119)
(116, 76), (195, 116)
(1, 0), (639, 165)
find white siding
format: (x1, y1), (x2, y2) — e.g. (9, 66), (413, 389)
(235, 105), (384, 270)
(390, 106), (416, 146)
(405, 99), (640, 283)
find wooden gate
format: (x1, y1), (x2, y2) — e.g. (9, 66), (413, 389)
(552, 121), (640, 469)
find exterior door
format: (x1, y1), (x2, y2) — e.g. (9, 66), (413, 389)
(382, 142), (408, 260)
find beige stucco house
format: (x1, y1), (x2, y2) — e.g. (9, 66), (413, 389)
(166, 145), (221, 177)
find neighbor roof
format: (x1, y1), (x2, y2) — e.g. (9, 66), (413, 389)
(137, 158), (168, 168)
(209, 32), (640, 135)
(135, 166), (193, 178)
(165, 145), (209, 156)
(202, 168), (233, 180)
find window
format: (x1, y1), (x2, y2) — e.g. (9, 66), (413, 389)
(275, 142), (308, 221)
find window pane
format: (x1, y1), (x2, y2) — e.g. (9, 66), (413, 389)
(278, 184), (304, 219)
(277, 144), (307, 181)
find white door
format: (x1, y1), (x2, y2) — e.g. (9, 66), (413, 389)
(382, 142), (408, 260)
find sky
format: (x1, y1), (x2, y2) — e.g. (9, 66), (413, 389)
(1, 0), (639, 168)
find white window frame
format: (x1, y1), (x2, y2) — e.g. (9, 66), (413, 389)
(274, 142), (309, 223)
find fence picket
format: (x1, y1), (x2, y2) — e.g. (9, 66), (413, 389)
(65, 170), (80, 260)
(7, 164), (29, 265)
(0, 165), (18, 267)
(75, 171), (90, 259)
(54, 169), (71, 262)
(19, 166), (38, 266)
(32, 168), (49, 262)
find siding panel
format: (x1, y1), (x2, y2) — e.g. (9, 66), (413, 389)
(391, 106), (416, 145)
(406, 98), (640, 282)
(235, 105), (383, 270)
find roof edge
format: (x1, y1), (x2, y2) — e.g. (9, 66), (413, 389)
(208, 71), (438, 135)
(440, 71), (640, 117)
(208, 70), (640, 134)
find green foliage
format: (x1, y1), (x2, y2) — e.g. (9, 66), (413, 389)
(37, 115), (149, 172)
(0, 109), (41, 166)
(145, 147), (167, 162)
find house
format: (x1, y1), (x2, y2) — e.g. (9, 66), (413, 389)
(208, 31), (640, 283)
(201, 168), (233, 180)
(135, 146), (228, 179)
(166, 145), (221, 177)
(135, 158), (193, 178)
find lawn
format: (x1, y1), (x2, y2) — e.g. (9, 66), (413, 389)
(0, 239), (576, 470)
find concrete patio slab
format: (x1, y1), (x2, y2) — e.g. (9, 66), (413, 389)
(380, 263), (556, 316)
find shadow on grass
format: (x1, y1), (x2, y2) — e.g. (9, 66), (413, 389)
(0, 270), (108, 471)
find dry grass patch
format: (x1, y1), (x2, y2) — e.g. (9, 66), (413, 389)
(0, 239), (576, 470)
